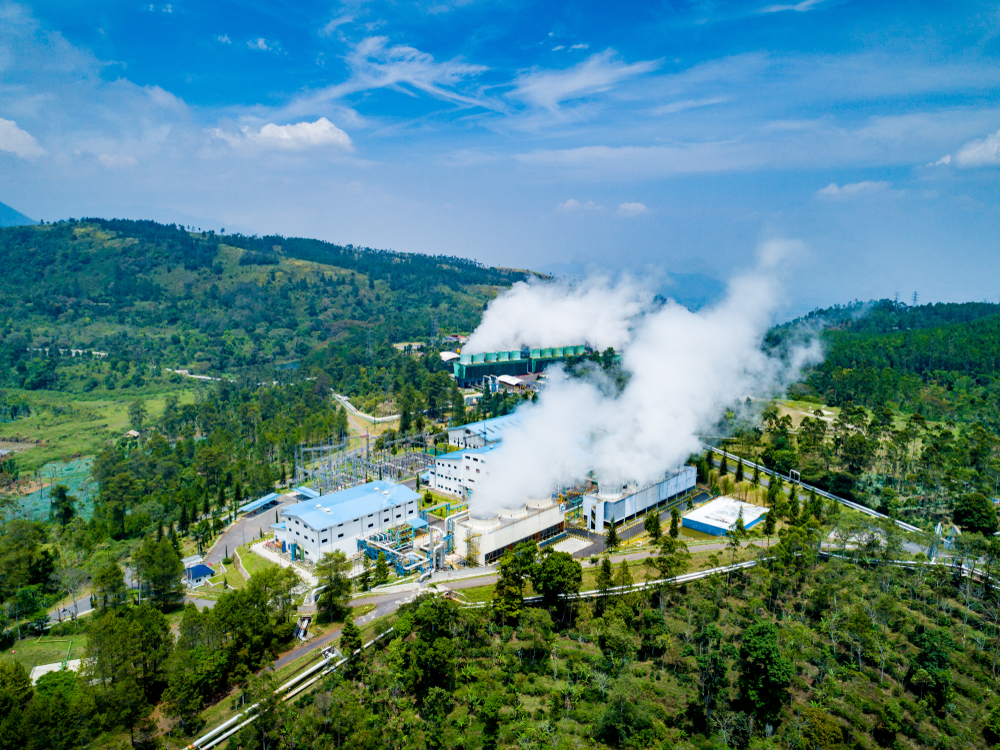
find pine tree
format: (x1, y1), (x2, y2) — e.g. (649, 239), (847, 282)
(179, 504), (190, 534)
(752, 463), (760, 486)
(217, 483), (226, 511)
(644, 509), (662, 543)
(605, 517), (619, 552)
(156, 522), (164, 542)
(169, 524), (179, 554)
(670, 506), (681, 539)
(202, 492), (210, 519)
(763, 508), (776, 547)
(375, 551), (390, 585)
(719, 452), (728, 476)
(787, 486), (799, 523)
(234, 480), (243, 508)
(735, 459), (744, 483)
(359, 555), (373, 591)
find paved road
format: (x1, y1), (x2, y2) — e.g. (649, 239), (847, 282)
(205, 494), (302, 565)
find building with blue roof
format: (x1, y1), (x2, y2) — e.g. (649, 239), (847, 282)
(446, 414), (519, 449)
(272, 480), (421, 561)
(429, 443), (499, 497)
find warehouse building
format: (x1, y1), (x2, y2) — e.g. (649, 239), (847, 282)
(582, 466), (697, 532)
(454, 499), (565, 566)
(428, 443), (498, 497)
(272, 481), (421, 561)
(452, 345), (590, 387)
(682, 496), (768, 536)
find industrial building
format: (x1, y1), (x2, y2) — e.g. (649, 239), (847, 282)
(451, 345), (590, 387)
(428, 443), (498, 497)
(582, 466), (697, 532)
(271, 481), (421, 561)
(454, 499), (565, 566)
(447, 414), (520, 449)
(682, 496), (768, 536)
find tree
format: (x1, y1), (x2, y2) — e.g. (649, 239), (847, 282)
(605, 517), (619, 552)
(374, 551), (390, 586)
(491, 542), (536, 625)
(340, 618), (363, 657)
(719, 452), (728, 476)
(0, 658), (33, 716)
(762, 507), (776, 547)
(531, 548), (582, 612)
(953, 492), (998, 536)
(669, 506), (680, 539)
(643, 508), (662, 542)
(735, 459), (744, 483)
(316, 550), (352, 622)
(50, 485), (76, 529)
(133, 537), (184, 607)
(128, 399), (147, 433)
(358, 555), (373, 592)
(726, 509), (746, 585)
(92, 557), (127, 610)
(737, 620), (792, 723)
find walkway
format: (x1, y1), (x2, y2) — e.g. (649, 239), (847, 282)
(251, 542), (318, 587)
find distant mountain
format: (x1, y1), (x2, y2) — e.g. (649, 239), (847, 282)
(0, 201), (37, 228)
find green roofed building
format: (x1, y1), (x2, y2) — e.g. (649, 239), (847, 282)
(452, 345), (590, 386)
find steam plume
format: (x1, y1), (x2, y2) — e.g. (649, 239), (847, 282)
(467, 239), (821, 518)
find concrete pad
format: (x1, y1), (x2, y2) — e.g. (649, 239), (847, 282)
(30, 659), (80, 684)
(551, 536), (592, 554)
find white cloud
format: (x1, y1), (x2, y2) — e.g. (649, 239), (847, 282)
(320, 15), (354, 36)
(247, 38), (278, 52)
(552, 45), (565, 51)
(510, 49), (660, 111)
(291, 36), (492, 112)
(217, 34), (231, 44)
(0, 119), (46, 159)
(98, 153), (138, 168)
(930, 154), (951, 166)
(759, 0), (825, 13)
(217, 117), (354, 152)
(557, 199), (601, 213)
(816, 180), (891, 198)
(618, 202), (648, 216)
(651, 97), (730, 116)
(570, 44), (590, 51)
(953, 130), (1000, 167)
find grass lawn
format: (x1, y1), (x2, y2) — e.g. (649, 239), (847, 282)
(238, 541), (279, 577)
(1, 634), (88, 672)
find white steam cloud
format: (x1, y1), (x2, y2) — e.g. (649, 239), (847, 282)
(464, 276), (652, 353)
(467, 239), (821, 517)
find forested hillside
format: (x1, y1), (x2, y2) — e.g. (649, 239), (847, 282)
(0, 218), (527, 388)
(772, 300), (1000, 426)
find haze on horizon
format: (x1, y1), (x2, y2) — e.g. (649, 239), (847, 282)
(1, 0), (999, 315)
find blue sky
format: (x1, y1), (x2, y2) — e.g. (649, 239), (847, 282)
(1, 0), (999, 313)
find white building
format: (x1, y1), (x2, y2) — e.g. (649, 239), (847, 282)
(446, 414), (520, 449)
(683, 496), (768, 536)
(428, 443), (498, 497)
(454, 500), (566, 566)
(272, 481), (421, 561)
(582, 466), (697, 532)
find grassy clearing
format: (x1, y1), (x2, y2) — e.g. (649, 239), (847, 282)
(4, 385), (198, 471)
(1, 634), (88, 672)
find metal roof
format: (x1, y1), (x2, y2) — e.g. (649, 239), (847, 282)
(280, 481), (420, 530)
(684, 496), (768, 530)
(407, 517), (429, 529)
(295, 486), (321, 499)
(186, 564), (215, 580)
(239, 492), (281, 514)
